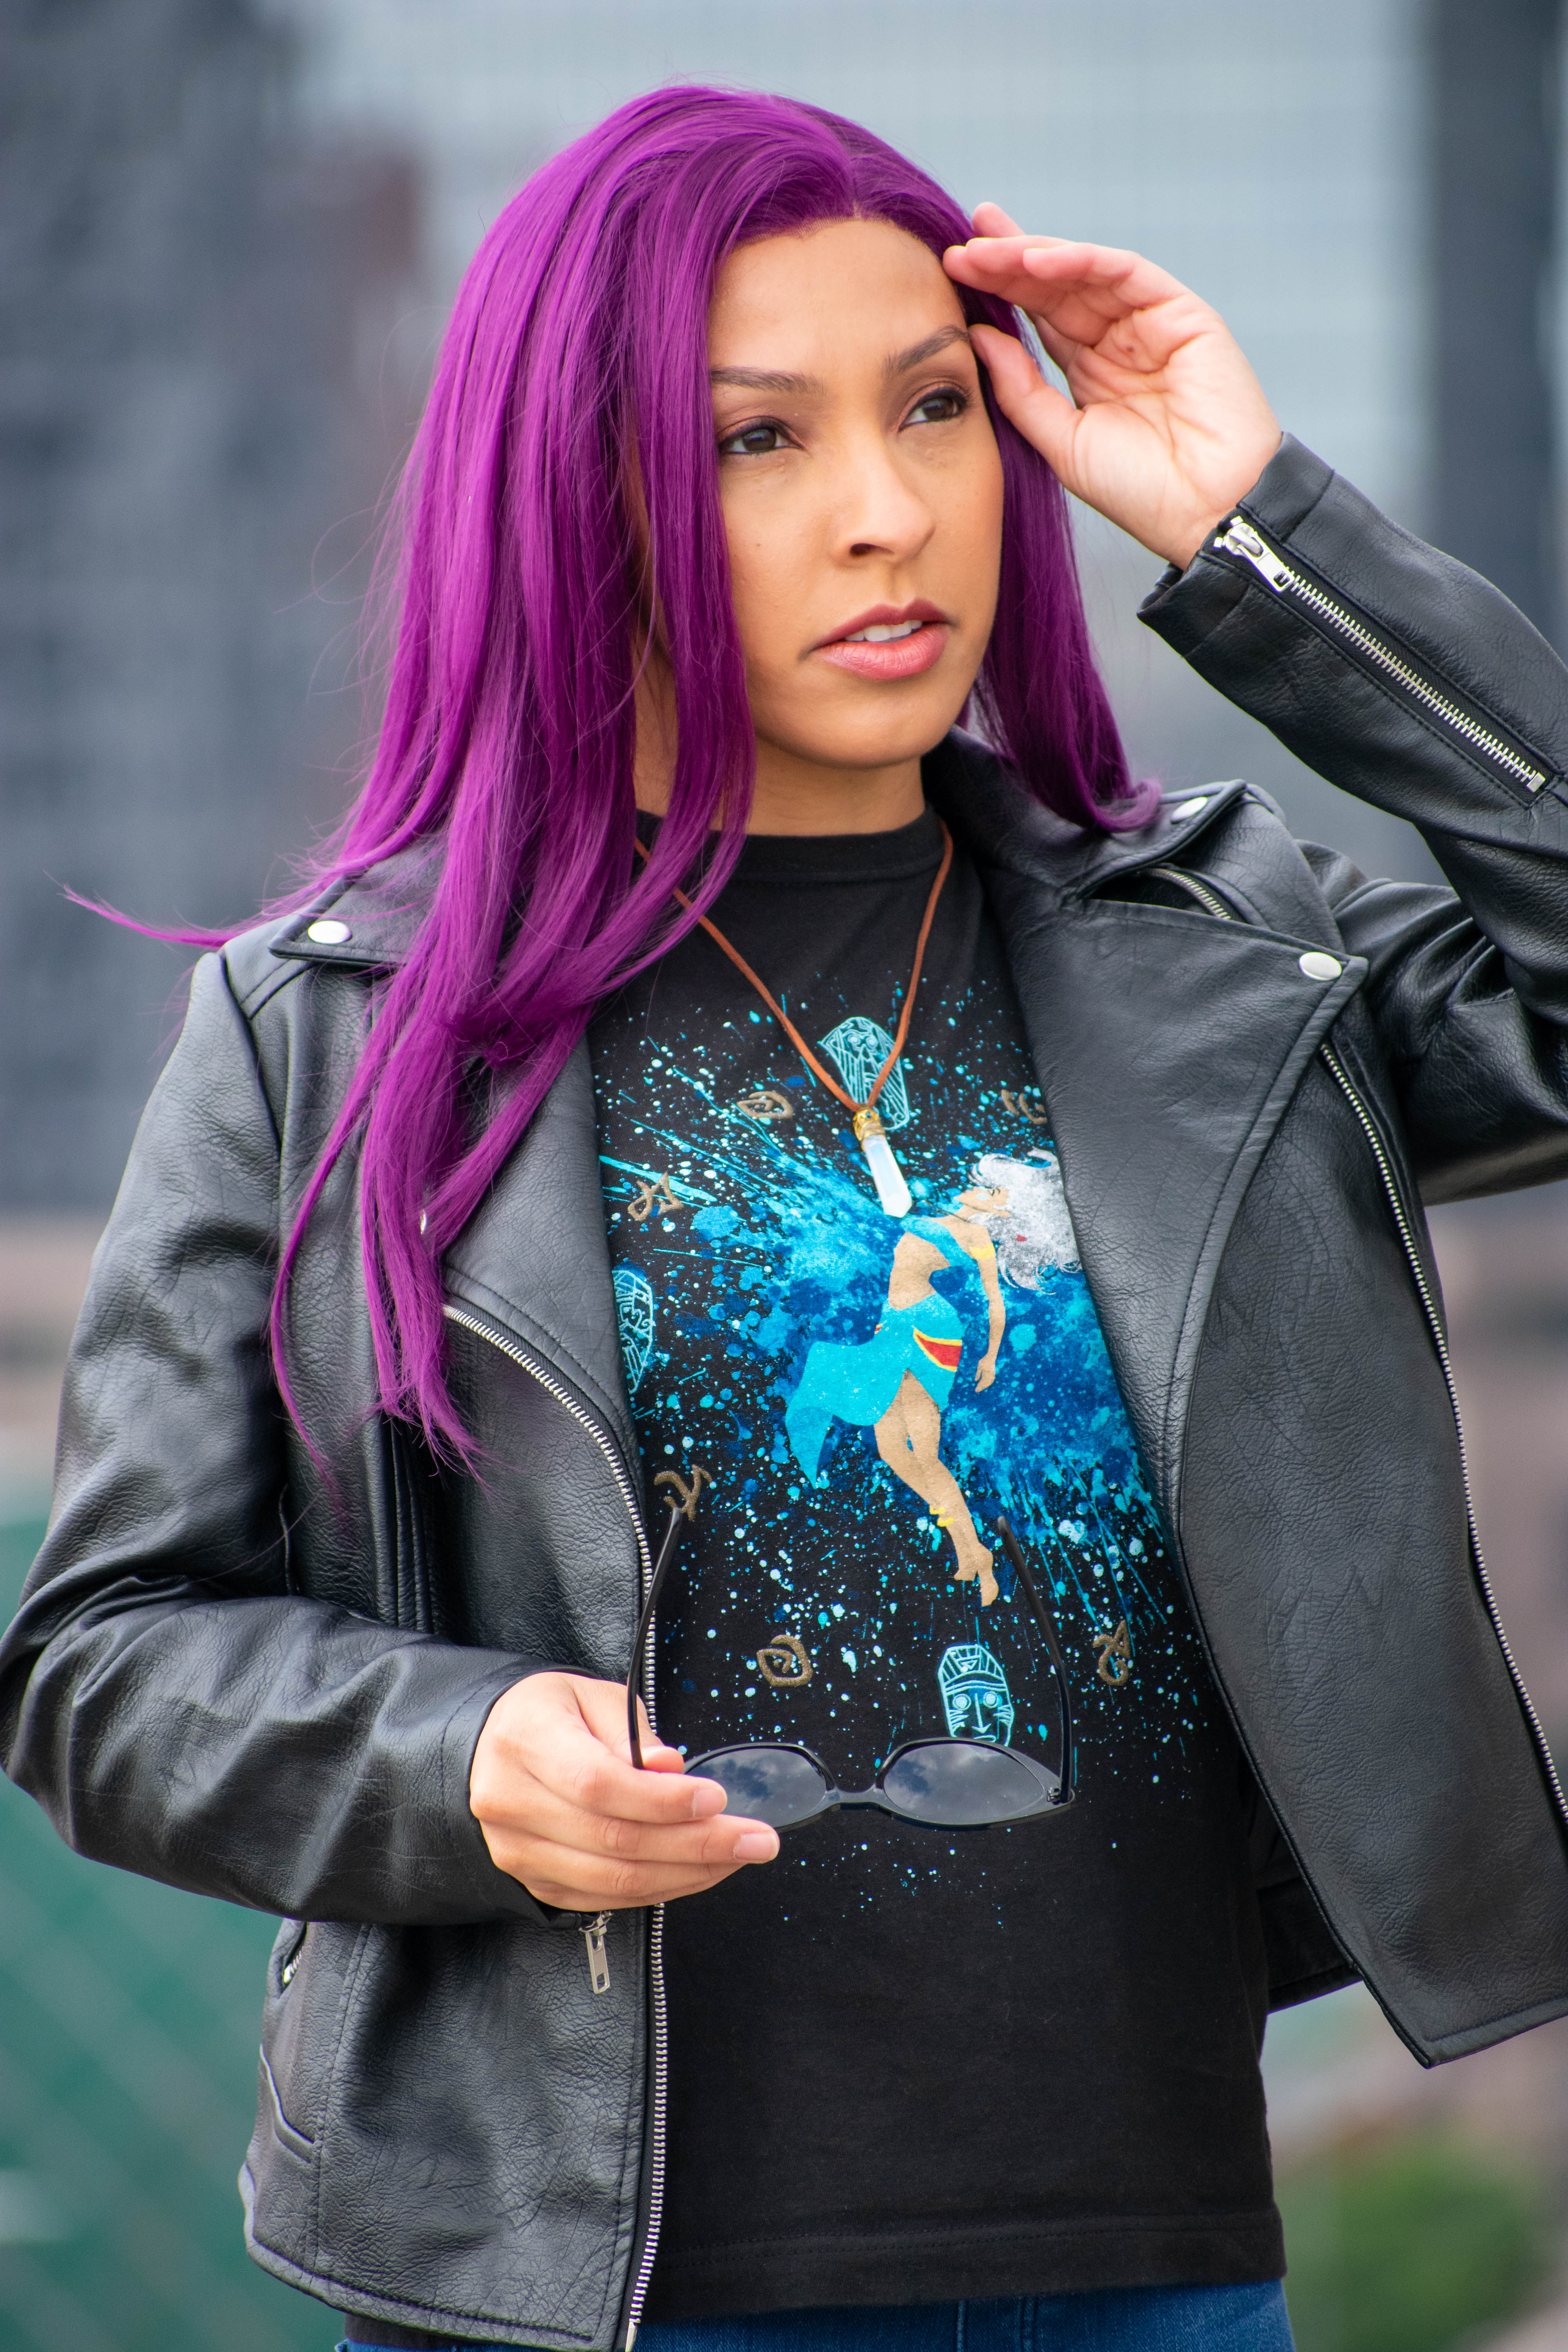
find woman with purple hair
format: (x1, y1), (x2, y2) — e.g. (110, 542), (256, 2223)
(7, 82), (1568, 2352)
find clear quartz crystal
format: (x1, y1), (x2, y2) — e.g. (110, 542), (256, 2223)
(853, 1107), (911, 1218)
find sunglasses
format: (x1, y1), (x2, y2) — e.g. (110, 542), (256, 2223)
(627, 1501), (1075, 1832)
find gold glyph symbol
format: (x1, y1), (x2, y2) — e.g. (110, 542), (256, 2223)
(755, 1635), (813, 1688)
(1094, 1619), (1133, 1687)
(735, 1089), (794, 1123)
(655, 1465), (711, 1523)
(1000, 1089), (1051, 1127)
(628, 1173), (677, 1223)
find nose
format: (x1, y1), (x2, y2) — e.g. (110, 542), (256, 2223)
(828, 427), (937, 567)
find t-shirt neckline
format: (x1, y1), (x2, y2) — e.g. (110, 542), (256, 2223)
(635, 804), (946, 886)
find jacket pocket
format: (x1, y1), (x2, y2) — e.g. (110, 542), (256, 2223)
(248, 1917), (370, 2274)
(259, 2042), (314, 2160)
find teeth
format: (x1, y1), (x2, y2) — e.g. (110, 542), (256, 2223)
(844, 619), (925, 644)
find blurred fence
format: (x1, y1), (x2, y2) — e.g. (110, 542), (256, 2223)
(0, 1518), (319, 2352)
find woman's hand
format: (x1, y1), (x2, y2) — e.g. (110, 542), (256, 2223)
(975, 1352), (998, 1393)
(470, 1671), (778, 1910)
(944, 205), (1281, 568)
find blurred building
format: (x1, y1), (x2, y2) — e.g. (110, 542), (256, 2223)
(1, 0), (1518, 1218)
(0, 0), (421, 1214)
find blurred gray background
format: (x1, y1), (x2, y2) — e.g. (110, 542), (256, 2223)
(4, 4), (1568, 2349)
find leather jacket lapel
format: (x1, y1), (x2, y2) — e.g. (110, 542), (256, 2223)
(443, 1038), (638, 1471)
(983, 875), (1363, 1511)
(925, 734), (1368, 1517)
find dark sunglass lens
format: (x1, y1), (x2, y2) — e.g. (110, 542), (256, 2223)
(883, 1741), (1059, 1826)
(688, 1746), (828, 1828)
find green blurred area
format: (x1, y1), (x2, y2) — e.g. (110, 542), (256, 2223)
(1279, 2130), (1556, 2352)
(0, 1516), (323, 2352)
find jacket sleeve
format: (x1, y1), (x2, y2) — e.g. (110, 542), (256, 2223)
(1140, 434), (1568, 1201)
(0, 952), (546, 1926)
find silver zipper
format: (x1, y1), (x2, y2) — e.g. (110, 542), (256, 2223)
(1135, 886), (1568, 1824)
(582, 1912), (612, 1994)
(624, 1898), (667, 2348)
(443, 1304), (650, 1566)
(440, 1302), (668, 2348)
(1214, 518), (1550, 795)
(1318, 1044), (1568, 1824)
(1148, 864), (1233, 922)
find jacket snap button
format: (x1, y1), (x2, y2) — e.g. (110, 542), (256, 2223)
(306, 918), (351, 946)
(1298, 950), (1342, 982)
(1171, 796), (1209, 820)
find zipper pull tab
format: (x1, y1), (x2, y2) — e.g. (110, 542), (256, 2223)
(582, 1913), (611, 1995)
(1214, 516), (1293, 592)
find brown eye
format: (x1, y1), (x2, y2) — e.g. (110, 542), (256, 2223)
(719, 420), (791, 459)
(907, 387), (969, 428)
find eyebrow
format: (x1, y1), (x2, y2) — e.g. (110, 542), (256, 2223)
(708, 324), (971, 397)
(887, 325), (971, 375)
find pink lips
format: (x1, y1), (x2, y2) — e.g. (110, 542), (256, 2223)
(815, 601), (950, 682)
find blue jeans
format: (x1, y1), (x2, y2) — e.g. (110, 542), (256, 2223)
(341, 2281), (1295, 2352)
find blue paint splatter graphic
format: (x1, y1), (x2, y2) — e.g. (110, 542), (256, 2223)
(593, 975), (1217, 1907)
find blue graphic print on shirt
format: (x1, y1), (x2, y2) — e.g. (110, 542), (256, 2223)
(595, 977), (1214, 1905)
(591, 826), (1276, 2321)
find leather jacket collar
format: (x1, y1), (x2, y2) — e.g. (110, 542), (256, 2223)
(267, 738), (1256, 975)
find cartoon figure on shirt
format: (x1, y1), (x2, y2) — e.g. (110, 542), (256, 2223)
(784, 1153), (1079, 1606)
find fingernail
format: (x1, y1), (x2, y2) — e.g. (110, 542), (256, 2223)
(688, 1779), (726, 1818)
(734, 1830), (779, 1862)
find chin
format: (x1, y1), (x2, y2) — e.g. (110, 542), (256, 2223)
(771, 695), (974, 775)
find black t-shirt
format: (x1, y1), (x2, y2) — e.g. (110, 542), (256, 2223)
(588, 810), (1280, 2323)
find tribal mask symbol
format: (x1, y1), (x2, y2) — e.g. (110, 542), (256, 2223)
(818, 1017), (911, 1130)
(938, 1644), (1015, 1744)
(612, 1267), (654, 1393)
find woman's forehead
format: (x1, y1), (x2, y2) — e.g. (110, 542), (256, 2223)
(708, 218), (965, 379)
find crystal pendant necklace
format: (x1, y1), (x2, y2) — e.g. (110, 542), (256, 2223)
(634, 821), (953, 1219)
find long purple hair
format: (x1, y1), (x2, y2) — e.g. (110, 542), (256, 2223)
(239, 87), (1152, 1454)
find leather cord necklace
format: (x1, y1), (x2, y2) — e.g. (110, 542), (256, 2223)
(633, 818), (954, 1218)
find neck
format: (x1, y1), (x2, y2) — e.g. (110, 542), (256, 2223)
(740, 750), (926, 835)
(631, 657), (925, 837)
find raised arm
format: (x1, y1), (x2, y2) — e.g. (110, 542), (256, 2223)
(944, 203), (1281, 565)
(948, 214), (1568, 1198)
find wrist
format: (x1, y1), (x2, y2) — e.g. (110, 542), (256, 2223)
(1164, 508), (1238, 572)
(1161, 435), (1288, 571)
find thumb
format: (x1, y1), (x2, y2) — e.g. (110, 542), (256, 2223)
(972, 324), (1079, 480)
(574, 1675), (687, 1773)
(632, 1692), (688, 1775)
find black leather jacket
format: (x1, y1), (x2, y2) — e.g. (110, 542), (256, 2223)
(6, 437), (1568, 2349)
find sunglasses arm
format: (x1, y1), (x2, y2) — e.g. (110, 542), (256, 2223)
(626, 1501), (689, 1770)
(994, 1517), (1076, 1803)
